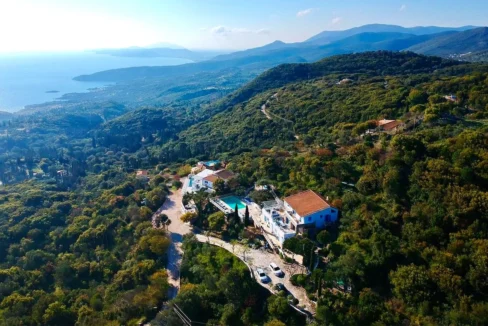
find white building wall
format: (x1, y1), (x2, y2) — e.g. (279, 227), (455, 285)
(203, 179), (214, 189)
(284, 201), (301, 221)
(275, 228), (295, 245)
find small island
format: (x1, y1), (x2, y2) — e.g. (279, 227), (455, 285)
(45, 90), (59, 93)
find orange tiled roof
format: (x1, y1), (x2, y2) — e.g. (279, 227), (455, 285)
(203, 175), (219, 183)
(284, 190), (330, 217)
(377, 119), (395, 126)
(381, 120), (402, 131)
(215, 169), (235, 180)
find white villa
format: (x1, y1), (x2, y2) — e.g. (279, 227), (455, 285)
(183, 166), (236, 194)
(260, 190), (339, 245)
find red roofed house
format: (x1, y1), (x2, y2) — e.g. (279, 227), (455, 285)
(214, 169), (235, 181)
(136, 170), (149, 181)
(283, 190), (339, 234)
(377, 119), (404, 134)
(191, 169), (236, 191)
(203, 174), (220, 189)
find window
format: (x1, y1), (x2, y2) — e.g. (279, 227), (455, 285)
(320, 215), (323, 219)
(326, 215), (330, 222)
(331, 210), (336, 213)
(308, 216), (312, 222)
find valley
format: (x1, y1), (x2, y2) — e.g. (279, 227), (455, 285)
(1, 18), (488, 326)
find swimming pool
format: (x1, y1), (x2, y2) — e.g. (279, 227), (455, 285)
(189, 176), (194, 187)
(205, 160), (220, 167)
(220, 196), (247, 210)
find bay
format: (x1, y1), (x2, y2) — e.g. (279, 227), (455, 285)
(0, 51), (192, 112)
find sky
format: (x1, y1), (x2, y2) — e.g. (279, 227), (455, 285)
(0, 0), (487, 53)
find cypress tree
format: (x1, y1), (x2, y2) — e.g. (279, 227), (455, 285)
(234, 204), (240, 224)
(318, 275), (323, 297)
(244, 205), (250, 226)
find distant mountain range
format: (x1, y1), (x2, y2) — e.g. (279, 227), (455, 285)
(76, 24), (488, 83)
(407, 27), (488, 56)
(306, 23), (478, 45)
(144, 42), (186, 49)
(93, 47), (225, 61)
(0, 111), (12, 121)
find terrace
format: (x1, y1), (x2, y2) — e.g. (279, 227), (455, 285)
(260, 201), (296, 245)
(209, 197), (233, 215)
(210, 195), (248, 218)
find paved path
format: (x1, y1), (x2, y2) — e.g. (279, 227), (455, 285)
(195, 234), (315, 314)
(151, 179), (191, 299)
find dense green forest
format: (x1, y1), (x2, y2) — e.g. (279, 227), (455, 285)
(0, 170), (176, 325)
(153, 52), (488, 325)
(153, 235), (305, 326)
(1, 51), (488, 325)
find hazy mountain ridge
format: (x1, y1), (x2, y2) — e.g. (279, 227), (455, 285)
(407, 27), (488, 55)
(93, 47), (210, 61)
(0, 111), (13, 121)
(74, 25), (486, 84)
(306, 23), (478, 44)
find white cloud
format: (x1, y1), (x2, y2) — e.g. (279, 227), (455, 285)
(400, 4), (407, 11)
(203, 26), (270, 36)
(330, 17), (342, 25)
(256, 28), (271, 35)
(297, 8), (315, 18)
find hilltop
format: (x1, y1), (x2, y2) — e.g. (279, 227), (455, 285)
(151, 51), (485, 159)
(408, 27), (488, 56)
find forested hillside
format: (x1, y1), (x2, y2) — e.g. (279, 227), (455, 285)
(1, 51), (488, 325)
(150, 51), (488, 324)
(408, 27), (488, 56)
(0, 172), (172, 325)
(155, 51), (485, 160)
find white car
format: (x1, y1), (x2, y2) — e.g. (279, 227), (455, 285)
(269, 263), (284, 277)
(257, 268), (269, 283)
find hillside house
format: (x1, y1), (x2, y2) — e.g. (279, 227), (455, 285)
(136, 170), (149, 178)
(284, 190), (339, 234)
(337, 78), (352, 85)
(445, 94), (458, 102)
(260, 190), (339, 245)
(185, 168), (236, 193)
(377, 119), (404, 134)
(203, 174), (219, 189)
(196, 160), (223, 171)
(135, 170), (150, 184)
(57, 170), (68, 177)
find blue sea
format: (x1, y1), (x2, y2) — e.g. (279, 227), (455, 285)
(0, 52), (192, 112)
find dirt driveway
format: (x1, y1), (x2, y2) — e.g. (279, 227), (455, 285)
(151, 179), (191, 299)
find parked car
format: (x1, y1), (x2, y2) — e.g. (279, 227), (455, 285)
(257, 268), (269, 283)
(274, 283), (287, 292)
(269, 262), (284, 277)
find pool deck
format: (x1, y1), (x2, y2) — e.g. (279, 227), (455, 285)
(210, 195), (248, 220)
(220, 195), (247, 210)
